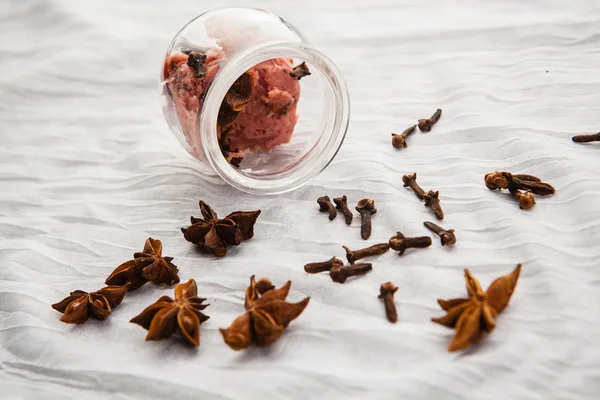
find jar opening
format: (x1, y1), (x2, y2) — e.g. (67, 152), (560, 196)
(201, 43), (349, 194)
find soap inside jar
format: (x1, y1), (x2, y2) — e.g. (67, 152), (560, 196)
(163, 49), (327, 176)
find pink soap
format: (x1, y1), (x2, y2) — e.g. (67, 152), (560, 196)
(164, 53), (300, 162)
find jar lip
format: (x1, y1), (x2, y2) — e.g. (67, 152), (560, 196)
(199, 42), (350, 195)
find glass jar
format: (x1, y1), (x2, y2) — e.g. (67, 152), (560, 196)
(160, 7), (350, 194)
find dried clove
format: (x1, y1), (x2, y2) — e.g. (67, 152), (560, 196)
(423, 190), (444, 220)
(424, 221), (456, 246)
(418, 109), (442, 132)
(388, 232), (432, 255)
(304, 257), (344, 274)
(379, 282), (398, 323)
(572, 133), (600, 143)
(513, 174), (541, 182)
(509, 186), (536, 210)
(392, 125), (417, 149)
(511, 176), (555, 196)
(290, 62), (311, 80)
(333, 195), (353, 225)
(330, 263), (372, 284)
(187, 52), (207, 78)
(342, 243), (390, 264)
(402, 173), (425, 200)
(355, 198), (377, 240)
(317, 196), (337, 220)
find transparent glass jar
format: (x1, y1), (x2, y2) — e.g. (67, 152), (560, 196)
(160, 7), (349, 194)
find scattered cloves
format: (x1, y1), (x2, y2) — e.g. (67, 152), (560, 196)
(342, 243), (390, 264)
(388, 232), (432, 256)
(330, 263), (373, 284)
(290, 62), (311, 80)
(355, 198), (377, 240)
(304, 257), (344, 274)
(572, 132), (600, 143)
(379, 282), (398, 323)
(333, 195), (353, 225)
(424, 221), (456, 246)
(418, 109), (442, 132)
(392, 125), (417, 149)
(317, 196), (337, 221)
(402, 173), (425, 200)
(423, 190), (444, 220)
(485, 172), (555, 196)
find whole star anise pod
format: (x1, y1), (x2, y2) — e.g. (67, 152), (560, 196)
(432, 264), (521, 352)
(220, 276), (310, 350)
(105, 238), (180, 291)
(51, 284), (129, 324)
(130, 279), (209, 347)
(181, 201), (261, 257)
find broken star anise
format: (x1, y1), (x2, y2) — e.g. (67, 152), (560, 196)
(181, 201), (261, 257)
(220, 276), (310, 350)
(130, 279), (210, 347)
(432, 264), (521, 352)
(105, 238), (180, 291)
(51, 284), (129, 324)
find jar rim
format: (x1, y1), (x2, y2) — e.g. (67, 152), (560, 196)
(199, 42), (350, 195)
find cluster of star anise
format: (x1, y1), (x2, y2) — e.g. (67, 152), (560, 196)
(52, 238), (181, 325)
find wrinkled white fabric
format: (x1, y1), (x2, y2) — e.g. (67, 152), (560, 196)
(1, 0), (600, 399)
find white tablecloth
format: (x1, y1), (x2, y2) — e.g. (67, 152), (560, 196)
(2, 0), (600, 399)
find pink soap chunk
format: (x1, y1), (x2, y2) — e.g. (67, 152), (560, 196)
(224, 58), (300, 151)
(163, 53), (301, 163)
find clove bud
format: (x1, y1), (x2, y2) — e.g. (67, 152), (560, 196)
(423, 190), (444, 220)
(342, 243), (390, 264)
(378, 282), (398, 323)
(392, 125), (417, 149)
(330, 263), (372, 284)
(418, 109), (442, 132)
(402, 173), (425, 200)
(423, 221), (456, 246)
(355, 198), (377, 240)
(333, 195), (353, 225)
(388, 232), (432, 255)
(304, 257), (344, 274)
(509, 186), (536, 210)
(572, 133), (600, 143)
(317, 196), (337, 220)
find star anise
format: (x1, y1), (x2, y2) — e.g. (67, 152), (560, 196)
(432, 264), (521, 352)
(220, 276), (310, 350)
(130, 279), (210, 347)
(51, 284), (129, 324)
(105, 238), (180, 291)
(181, 201), (261, 257)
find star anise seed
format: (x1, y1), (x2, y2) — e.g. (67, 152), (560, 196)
(181, 201), (261, 257)
(220, 276), (310, 350)
(432, 264), (521, 352)
(51, 284), (129, 324)
(105, 238), (180, 290)
(130, 279), (210, 347)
